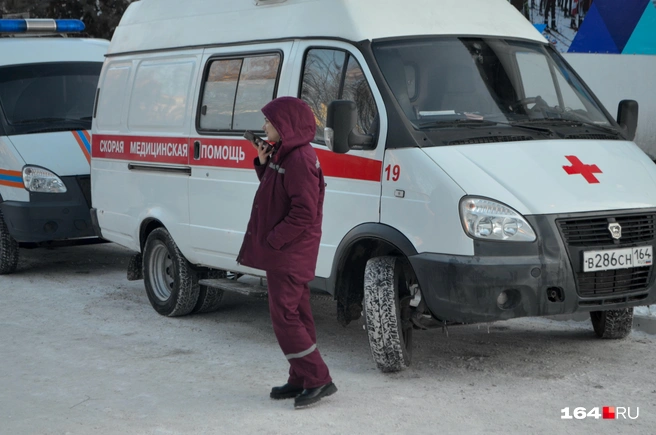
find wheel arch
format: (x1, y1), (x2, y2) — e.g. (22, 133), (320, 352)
(329, 223), (418, 326)
(139, 218), (165, 253)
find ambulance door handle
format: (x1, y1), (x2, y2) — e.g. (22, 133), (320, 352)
(193, 140), (200, 160)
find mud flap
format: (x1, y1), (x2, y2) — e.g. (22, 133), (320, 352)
(127, 253), (143, 281)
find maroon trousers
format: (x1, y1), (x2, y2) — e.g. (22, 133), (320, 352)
(266, 271), (332, 389)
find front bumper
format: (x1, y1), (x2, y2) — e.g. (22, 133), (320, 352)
(0, 175), (95, 243)
(409, 211), (656, 324)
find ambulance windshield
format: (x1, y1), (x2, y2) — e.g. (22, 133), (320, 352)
(372, 37), (613, 134)
(0, 61), (102, 135)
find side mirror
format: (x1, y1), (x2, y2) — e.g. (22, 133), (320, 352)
(617, 100), (639, 141)
(324, 100), (374, 154)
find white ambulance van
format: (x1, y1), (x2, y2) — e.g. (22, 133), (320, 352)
(0, 19), (108, 274)
(91, 0), (656, 372)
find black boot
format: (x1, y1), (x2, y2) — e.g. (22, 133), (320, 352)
(294, 382), (338, 409)
(270, 383), (304, 400)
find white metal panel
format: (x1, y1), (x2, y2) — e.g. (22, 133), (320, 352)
(92, 159), (191, 252)
(8, 132), (90, 176)
(0, 136), (28, 202)
(0, 39), (108, 66)
(422, 140), (656, 216)
(381, 148), (472, 256)
(109, 0), (544, 55)
(91, 51), (203, 254)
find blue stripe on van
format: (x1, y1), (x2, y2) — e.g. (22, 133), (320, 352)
(0, 173), (22, 183)
(75, 130), (91, 154)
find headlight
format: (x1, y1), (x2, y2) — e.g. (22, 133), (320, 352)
(459, 197), (536, 242)
(22, 166), (67, 193)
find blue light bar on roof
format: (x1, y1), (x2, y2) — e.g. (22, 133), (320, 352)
(54, 19), (86, 33)
(0, 19), (85, 34)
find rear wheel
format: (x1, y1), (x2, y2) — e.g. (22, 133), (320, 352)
(143, 227), (199, 317)
(192, 269), (226, 314)
(0, 210), (19, 275)
(363, 256), (414, 372)
(590, 308), (633, 339)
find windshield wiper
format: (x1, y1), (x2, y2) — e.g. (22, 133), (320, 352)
(418, 118), (555, 136)
(495, 120), (555, 135)
(548, 119), (621, 136)
(513, 118), (620, 136)
(417, 119), (498, 129)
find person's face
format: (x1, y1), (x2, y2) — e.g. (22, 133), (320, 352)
(263, 118), (280, 142)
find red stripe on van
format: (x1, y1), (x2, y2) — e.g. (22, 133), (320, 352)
(0, 169), (21, 177)
(315, 148), (382, 182)
(0, 180), (24, 188)
(92, 134), (189, 165)
(92, 134), (382, 182)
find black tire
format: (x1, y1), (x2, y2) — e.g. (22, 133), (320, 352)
(590, 308), (633, 339)
(0, 209), (19, 275)
(142, 227), (199, 317)
(363, 256), (413, 372)
(192, 269), (226, 314)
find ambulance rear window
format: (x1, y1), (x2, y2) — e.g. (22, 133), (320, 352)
(0, 61), (101, 135)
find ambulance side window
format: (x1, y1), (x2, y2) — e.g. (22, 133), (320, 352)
(199, 54), (280, 132)
(129, 59), (196, 131)
(97, 64), (131, 129)
(300, 48), (377, 144)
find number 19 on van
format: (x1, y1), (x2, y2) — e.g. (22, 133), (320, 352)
(561, 407), (639, 420)
(384, 164), (400, 181)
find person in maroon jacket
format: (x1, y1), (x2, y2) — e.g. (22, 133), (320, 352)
(237, 96), (337, 409)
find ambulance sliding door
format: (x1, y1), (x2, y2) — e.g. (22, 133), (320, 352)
(187, 42), (294, 270)
(293, 41), (387, 278)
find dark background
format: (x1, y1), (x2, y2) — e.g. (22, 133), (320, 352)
(0, 0), (135, 39)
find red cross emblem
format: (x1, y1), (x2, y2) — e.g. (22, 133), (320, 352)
(562, 155), (602, 184)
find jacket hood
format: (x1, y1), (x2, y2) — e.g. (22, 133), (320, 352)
(261, 97), (316, 157)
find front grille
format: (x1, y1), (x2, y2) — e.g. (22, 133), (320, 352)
(575, 267), (651, 297)
(448, 135), (533, 145)
(558, 213), (655, 297)
(77, 175), (92, 208)
(558, 214), (655, 247)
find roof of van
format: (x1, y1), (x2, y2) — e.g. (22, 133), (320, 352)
(0, 38), (109, 66)
(108, 0), (546, 55)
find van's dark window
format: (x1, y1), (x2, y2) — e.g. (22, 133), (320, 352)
(199, 54), (280, 132)
(300, 49), (377, 144)
(0, 62), (101, 135)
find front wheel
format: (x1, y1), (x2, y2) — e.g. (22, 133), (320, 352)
(143, 227), (199, 317)
(363, 256), (414, 372)
(590, 308), (633, 339)
(0, 209), (19, 275)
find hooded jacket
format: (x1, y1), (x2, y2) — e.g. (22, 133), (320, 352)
(237, 97), (325, 282)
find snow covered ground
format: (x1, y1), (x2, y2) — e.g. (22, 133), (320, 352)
(1, 243), (655, 434)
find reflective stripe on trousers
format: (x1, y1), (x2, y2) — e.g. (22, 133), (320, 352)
(285, 344), (317, 360)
